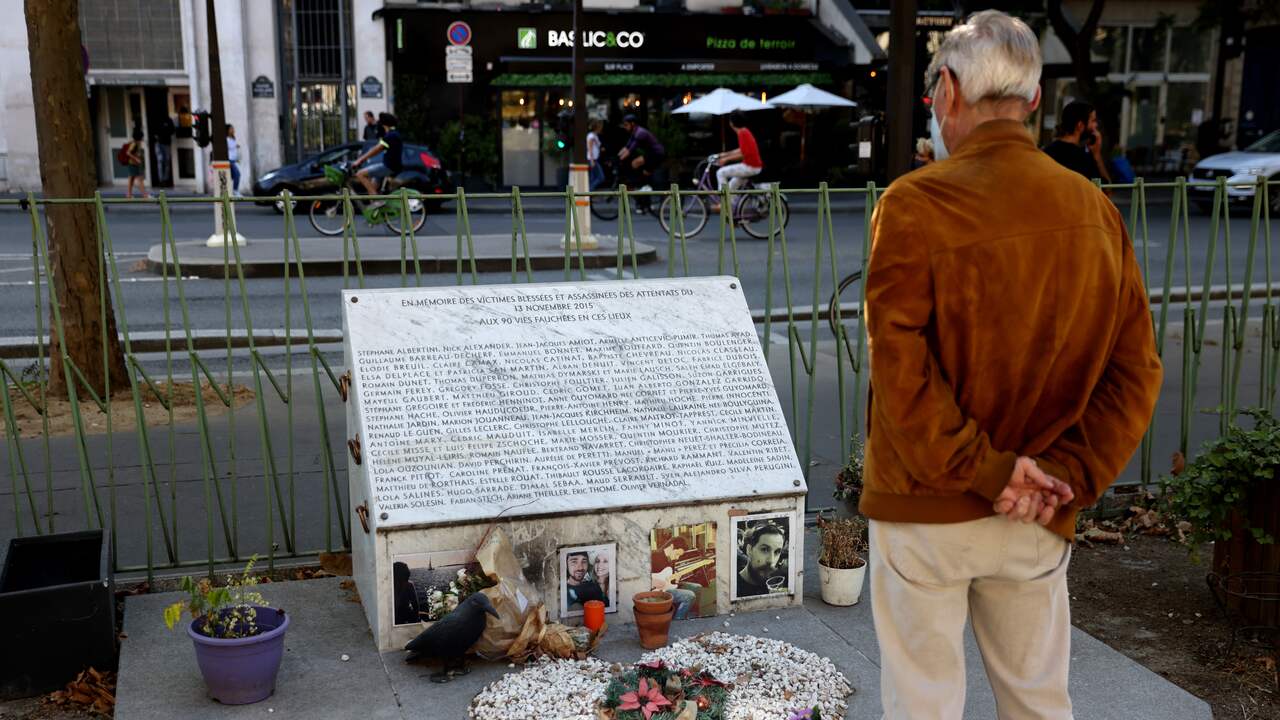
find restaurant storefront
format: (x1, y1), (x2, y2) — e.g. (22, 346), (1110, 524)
(378, 7), (861, 188)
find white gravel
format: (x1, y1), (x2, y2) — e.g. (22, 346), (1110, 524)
(468, 633), (853, 720)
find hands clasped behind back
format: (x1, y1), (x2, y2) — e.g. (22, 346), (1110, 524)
(993, 456), (1075, 526)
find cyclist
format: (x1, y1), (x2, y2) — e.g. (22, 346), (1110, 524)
(711, 111), (763, 210)
(617, 114), (665, 207)
(351, 112), (403, 208)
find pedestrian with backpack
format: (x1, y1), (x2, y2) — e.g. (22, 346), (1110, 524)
(121, 128), (148, 199)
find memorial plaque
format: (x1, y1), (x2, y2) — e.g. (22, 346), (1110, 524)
(342, 277), (805, 530)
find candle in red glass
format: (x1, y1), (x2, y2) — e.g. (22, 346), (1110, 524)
(583, 600), (605, 631)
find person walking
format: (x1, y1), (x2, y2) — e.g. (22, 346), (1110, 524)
(124, 128), (148, 199)
(1043, 100), (1112, 183)
(587, 118), (604, 190)
(225, 124), (243, 196)
(861, 11), (1163, 720)
(362, 111), (381, 142)
(154, 114), (175, 187)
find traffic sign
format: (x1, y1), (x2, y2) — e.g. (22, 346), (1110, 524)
(447, 71), (473, 84)
(447, 21), (472, 46)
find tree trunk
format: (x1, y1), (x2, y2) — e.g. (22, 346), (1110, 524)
(1046, 0), (1107, 102)
(25, 0), (128, 399)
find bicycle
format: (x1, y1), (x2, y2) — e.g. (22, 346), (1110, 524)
(657, 157), (790, 239)
(827, 270), (862, 339)
(308, 162), (427, 236)
(589, 156), (662, 222)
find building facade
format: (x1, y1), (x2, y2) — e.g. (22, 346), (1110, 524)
(0, 0), (875, 193)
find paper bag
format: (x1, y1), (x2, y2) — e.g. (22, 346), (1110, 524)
(471, 528), (541, 660)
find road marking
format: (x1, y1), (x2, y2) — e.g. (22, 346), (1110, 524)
(0, 267), (37, 275)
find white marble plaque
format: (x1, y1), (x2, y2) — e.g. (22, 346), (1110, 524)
(341, 276), (805, 529)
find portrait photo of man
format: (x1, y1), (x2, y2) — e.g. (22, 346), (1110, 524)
(732, 513), (795, 600)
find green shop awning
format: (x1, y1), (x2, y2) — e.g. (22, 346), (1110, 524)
(489, 72), (834, 88)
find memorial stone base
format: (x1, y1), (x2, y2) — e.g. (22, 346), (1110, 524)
(354, 495), (805, 652)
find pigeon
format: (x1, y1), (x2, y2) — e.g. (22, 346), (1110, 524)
(404, 591), (500, 682)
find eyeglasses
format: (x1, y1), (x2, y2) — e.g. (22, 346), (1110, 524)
(922, 65), (948, 109)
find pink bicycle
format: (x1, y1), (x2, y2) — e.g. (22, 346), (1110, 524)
(657, 156), (790, 239)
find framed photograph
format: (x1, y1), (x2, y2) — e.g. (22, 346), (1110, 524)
(390, 549), (487, 627)
(559, 543), (618, 618)
(731, 512), (796, 601)
(649, 523), (718, 619)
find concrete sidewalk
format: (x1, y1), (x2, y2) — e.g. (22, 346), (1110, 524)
(113, 535), (1212, 719)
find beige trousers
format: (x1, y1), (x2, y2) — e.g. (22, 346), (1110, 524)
(869, 515), (1074, 720)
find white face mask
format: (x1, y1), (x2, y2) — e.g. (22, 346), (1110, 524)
(930, 108), (949, 161)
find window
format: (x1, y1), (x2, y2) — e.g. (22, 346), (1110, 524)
(1092, 26), (1127, 76)
(1169, 26), (1212, 74)
(80, 0), (183, 71)
(1128, 26), (1168, 73)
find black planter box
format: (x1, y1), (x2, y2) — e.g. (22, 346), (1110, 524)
(0, 530), (116, 699)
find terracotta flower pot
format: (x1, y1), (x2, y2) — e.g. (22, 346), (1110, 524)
(634, 606), (675, 649)
(632, 591), (673, 615)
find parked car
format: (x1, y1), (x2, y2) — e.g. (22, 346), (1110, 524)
(252, 140), (452, 213)
(1189, 130), (1280, 213)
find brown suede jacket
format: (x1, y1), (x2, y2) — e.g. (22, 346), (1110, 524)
(858, 119), (1163, 541)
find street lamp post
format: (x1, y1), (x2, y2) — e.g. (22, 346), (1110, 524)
(565, 0), (598, 250)
(886, 0), (918, 183)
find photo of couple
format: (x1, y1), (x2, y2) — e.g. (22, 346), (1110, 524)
(559, 543), (617, 618)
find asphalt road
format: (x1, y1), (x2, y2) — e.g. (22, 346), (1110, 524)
(0, 195), (1273, 354)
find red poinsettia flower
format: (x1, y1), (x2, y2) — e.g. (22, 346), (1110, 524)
(617, 677), (672, 720)
(693, 672), (728, 689)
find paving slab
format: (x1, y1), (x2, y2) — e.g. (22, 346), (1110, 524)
(146, 234), (658, 278)
(114, 577), (400, 720)
(115, 564), (1212, 719)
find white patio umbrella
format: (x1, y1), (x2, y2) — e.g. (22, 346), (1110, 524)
(672, 87), (770, 116)
(766, 83), (857, 110)
(766, 83), (858, 163)
(673, 88), (769, 152)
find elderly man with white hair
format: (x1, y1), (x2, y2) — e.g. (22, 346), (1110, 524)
(859, 10), (1163, 719)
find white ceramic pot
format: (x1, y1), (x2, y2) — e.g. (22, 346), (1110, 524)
(818, 561), (866, 606)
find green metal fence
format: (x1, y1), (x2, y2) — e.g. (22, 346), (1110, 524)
(0, 176), (1275, 579)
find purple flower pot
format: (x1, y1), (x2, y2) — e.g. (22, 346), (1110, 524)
(186, 606), (289, 705)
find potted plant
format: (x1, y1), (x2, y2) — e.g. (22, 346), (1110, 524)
(163, 557), (289, 705)
(632, 591), (674, 649)
(815, 514), (867, 606)
(1162, 408), (1280, 625)
(832, 436), (864, 509)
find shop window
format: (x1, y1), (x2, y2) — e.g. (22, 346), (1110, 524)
(107, 90), (127, 138)
(1128, 26), (1168, 73)
(1169, 26), (1211, 74)
(177, 147), (195, 180)
(502, 91), (540, 187)
(1164, 83), (1208, 150)
(1092, 26), (1127, 76)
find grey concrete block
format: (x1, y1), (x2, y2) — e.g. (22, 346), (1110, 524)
(115, 577), (400, 720)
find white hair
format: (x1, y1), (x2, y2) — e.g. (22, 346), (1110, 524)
(925, 10), (1042, 105)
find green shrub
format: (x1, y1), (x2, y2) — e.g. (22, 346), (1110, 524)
(1161, 408), (1280, 552)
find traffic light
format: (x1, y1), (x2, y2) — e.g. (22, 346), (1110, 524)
(554, 108), (573, 152)
(193, 110), (211, 148)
